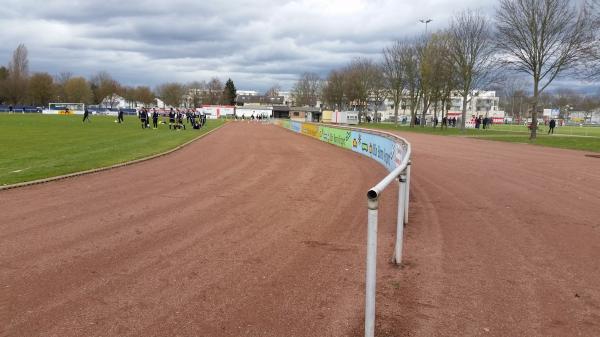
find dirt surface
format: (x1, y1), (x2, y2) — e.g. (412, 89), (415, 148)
(379, 132), (600, 337)
(0, 122), (396, 337)
(1, 123), (599, 337)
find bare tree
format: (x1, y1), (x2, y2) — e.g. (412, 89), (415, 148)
(369, 64), (387, 122)
(586, 0), (600, 78)
(157, 82), (186, 107)
(0, 66), (8, 104)
(206, 78), (223, 105)
(383, 41), (408, 124)
(401, 42), (423, 127)
(54, 71), (72, 102)
(28, 72), (55, 106)
(187, 81), (205, 107)
(419, 33), (453, 127)
(64, 77), (93, 104)
(322, 69), (347, 110)
(496, 0), (596, 139)
(343, 58), (382, 122)
(90, 71), (121, 108)
(134, 86), (156, 107)
(121, 86), (137, 108)
(5, 44), (30, 104)
(553, 88), (580, 119)
(292, 72), (322, 107)
(265, 84), (281, 97)
(498, 78), (528, 119)
(448, 10), (495, 130)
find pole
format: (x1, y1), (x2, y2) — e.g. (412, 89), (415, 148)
(404, 161), (412, 225)
(365, 192), (379, 337)
(393, 174), (407, 265)
(419, 19), (432, 34)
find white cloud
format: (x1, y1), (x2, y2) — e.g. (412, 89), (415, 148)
(0, 0), (516, 92)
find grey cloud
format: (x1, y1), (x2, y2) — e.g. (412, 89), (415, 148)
(5, 0), (574, 93)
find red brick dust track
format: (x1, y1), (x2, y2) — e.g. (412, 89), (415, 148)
(1, 123), (599, 337)
(0, 122), (397, 337)
(385, 132), (600, 337)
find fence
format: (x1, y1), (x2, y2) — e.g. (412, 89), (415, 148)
(273, 120), (412, 337)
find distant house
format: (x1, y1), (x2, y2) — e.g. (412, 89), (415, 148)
(371, 89), (503, 122)
(235, 105), (273, 118)
(100, 94), (162, 109)
(272, 105), (290, 119)
(235, 94), (284, 106)
(289, 107), (321, 122)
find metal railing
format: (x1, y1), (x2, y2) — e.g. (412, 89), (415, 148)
(364, 130), (411, 337)
(272, 120), (412, 337)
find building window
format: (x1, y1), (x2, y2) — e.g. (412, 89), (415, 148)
(293, 112), (299, 116)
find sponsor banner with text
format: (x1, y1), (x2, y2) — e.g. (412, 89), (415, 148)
(276, 120), (409, 172)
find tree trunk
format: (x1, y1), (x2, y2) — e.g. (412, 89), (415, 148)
(433, 101), (438, 128)
(421, 99), (428, 127)
(460, 92), (468, 131)
(394, 94), (399, 125)
(530, 79), (539, 140)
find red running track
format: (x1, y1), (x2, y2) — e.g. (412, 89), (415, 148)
(1, 122), (599, 336)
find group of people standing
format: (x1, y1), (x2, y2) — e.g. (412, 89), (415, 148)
(441, 116), (458, 128)
(474, 116), (494, 129)
(137, 108), (207, 130)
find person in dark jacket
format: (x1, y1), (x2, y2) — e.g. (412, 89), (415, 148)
(117, 109), (124, 123)
(168, 108), (175, 130)
(548, 119), (556, 134)
(177, 110), (186, 130)
(140, 108), (148, 129)
(152, 108), (159, 129)
(82, 107), (90, 122)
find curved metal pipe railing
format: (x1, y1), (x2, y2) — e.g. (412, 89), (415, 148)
(272, 120), (412, 337)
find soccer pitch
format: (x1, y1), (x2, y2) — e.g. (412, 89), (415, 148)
(362, 122), (600, 153)
(492, 124), (600, 137)
(0, 114), (225, 186)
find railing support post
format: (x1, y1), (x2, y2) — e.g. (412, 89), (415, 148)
(393, 173), (407, 265)
(365, 191), (379, 337)
(404, 161), (412, 225)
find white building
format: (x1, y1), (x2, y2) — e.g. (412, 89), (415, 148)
(237, 90), (259, 96)
(279, 91), (293, 106)
(100, 94), (159, 109)
(370, 90), (503, 122)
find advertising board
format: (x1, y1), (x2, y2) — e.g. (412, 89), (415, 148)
(277, 120), (408, 173)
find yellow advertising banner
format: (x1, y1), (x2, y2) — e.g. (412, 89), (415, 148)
(301, 123), (320, 139)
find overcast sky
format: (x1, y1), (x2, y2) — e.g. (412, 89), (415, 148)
(0, 0), (595, 93)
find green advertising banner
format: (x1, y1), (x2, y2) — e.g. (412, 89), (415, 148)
(319, 126), (352, 149)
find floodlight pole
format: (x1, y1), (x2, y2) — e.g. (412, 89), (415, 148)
(419, 18), (432, 34)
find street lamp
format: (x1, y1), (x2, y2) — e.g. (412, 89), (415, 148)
(419, 18), (432, 34)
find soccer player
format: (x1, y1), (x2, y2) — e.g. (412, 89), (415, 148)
(169, 108), (175, 130)
(152, 108), (159, 129)
(82, 107), (90, 122)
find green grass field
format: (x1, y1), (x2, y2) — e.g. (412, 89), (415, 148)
(0, 114), (225, 186)
(361, 122), (600, 152)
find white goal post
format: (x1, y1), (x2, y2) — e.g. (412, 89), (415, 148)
(43, 103), (86, 115)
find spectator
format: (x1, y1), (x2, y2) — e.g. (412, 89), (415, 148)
(548, 119), (556, 134)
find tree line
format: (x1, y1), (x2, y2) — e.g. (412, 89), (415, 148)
(0, 45), (237, 109)
(293, 0), (599, 139)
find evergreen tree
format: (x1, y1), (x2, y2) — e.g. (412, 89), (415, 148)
(223, 78), (237, 105)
